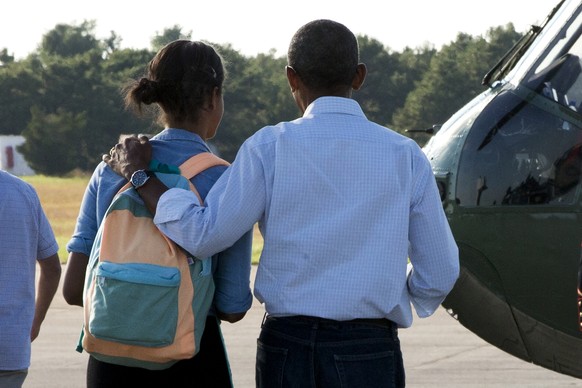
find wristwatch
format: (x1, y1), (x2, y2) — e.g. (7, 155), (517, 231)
(130, 169), (153, 189)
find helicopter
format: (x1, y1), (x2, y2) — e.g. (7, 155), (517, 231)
(419, 0), (582, 379)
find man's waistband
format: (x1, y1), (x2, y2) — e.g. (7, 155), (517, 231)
(264, 314), (395, 329)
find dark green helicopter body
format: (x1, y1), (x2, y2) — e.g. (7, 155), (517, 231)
(422, 0), (582, 378)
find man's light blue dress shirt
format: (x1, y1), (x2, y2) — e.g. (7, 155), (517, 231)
(154, 97), (459, 327)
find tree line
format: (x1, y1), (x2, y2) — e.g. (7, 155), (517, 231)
(0, 21), (522, 175)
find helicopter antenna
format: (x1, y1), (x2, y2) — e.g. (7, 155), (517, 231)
(406, 124), (442, 134)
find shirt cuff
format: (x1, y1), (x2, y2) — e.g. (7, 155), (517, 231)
(214, 292), (253, 316)
(66, 237), (93, 256)
(153, 187), (202, 225)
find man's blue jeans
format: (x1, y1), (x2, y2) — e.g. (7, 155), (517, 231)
(256, 315), (405, 388)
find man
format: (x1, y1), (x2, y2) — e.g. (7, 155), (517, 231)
(0, 170), (61, 388)
(105, 19), (459, 388)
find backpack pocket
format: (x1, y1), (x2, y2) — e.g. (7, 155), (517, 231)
(89, 261), (181, 347)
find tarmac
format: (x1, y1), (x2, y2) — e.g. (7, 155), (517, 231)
(25, 264), (582, 388)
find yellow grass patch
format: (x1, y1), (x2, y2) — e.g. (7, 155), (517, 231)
(22, 175), (89, 262)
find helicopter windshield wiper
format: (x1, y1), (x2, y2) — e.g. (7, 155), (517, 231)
(481, 0), (565, 87)
(476, 100), (528, 151)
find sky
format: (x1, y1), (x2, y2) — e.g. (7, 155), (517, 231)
(3, 0), (560, 60)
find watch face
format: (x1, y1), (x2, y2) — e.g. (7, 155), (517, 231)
(131, 170), (149, 188)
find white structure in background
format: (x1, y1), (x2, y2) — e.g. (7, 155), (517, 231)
(0, 135), (35, 176)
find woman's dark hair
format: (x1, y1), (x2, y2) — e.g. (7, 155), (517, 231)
(123, 40), (226, 126)
(287, 19), (359, 93)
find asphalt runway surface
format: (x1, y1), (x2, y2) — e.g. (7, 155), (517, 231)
(25, 265), (582, 387)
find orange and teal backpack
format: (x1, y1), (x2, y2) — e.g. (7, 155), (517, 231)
(78, 152), (229, 370)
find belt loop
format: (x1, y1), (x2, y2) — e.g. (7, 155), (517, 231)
(261, 312), (268, 328)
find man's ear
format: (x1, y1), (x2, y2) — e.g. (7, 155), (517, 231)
(286, 66), (300, 92)
(351, 63), (367, 91)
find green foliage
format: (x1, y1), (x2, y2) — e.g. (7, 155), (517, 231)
(40, 21), (102, 58)
(0, 48), (14, 65)
(393, 25), (521, 145)
(1, 21), (523, 174)
(355, 36), (436, 130)
(103, 48), (154, 81)
(211, 45), (296, 161)
(150, 25), (192, 52)
(354, 36), (397, 126)
(20, 107), (87, 175)
(0, 58), (43, 134)
(7, 23), (159, 173)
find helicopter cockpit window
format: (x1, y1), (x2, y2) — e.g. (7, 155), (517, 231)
(456, 27), (582, 207)
(527, 10), (582, 111)
(456, 93), (582, 206)
(457, 65), (582, 207)
(525, 53), (582, 112)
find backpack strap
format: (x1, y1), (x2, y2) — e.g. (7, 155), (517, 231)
(179, 152), (230, 203)
(180, 152), (230, 180)
(115, 152), (229, 199)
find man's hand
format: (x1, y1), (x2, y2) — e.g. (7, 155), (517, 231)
(104, 135), (167, 215)
(103, 135), (153, 180)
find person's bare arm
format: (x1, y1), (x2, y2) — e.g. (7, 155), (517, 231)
(62, 252), (89, 306)
(31, 254), (61, 341)
(103, 135), (169, 215)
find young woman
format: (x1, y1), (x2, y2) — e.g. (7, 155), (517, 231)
(63, 40), (252, 388)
